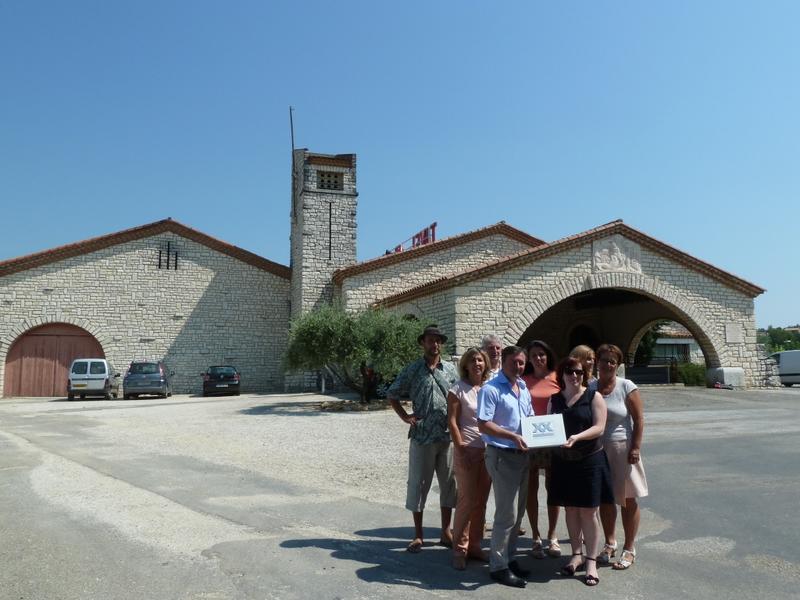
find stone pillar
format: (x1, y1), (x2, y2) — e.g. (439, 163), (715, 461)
(287, 150), (358, 391)
(290, 149), (358, 318)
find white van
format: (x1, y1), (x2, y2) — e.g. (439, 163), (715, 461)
(769, 350), (800, 387)
(68, 358), (121, 400)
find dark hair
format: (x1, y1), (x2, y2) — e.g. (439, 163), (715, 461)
(556, 356), (589, 390)
(596, 343), (624, 366)
(501, 345), (526, 363)
(458, 347), (492, 383)
(523, 340), (556, 375)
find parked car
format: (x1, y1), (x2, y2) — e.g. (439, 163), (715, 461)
(202, 365), (241, 396)
(123, 361), (173, 399)
(68, 358), (120, 400)
(770, 350), (800, 387)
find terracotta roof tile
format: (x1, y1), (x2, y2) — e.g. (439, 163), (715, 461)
(374, 220), (765, 307)
(0, 219), (291, 279)
(332, 221), (544, 284)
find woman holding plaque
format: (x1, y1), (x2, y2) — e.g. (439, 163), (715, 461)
(548, 356), (613, 586)
(447, 347), (493, 570)
(522, 340), (561, 559)
(595, 343), (648, 571)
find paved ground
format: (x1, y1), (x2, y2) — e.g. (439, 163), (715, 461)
(1, 386), (799, 599)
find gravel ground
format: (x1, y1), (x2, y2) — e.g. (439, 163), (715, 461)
(1, 385), (799, 599)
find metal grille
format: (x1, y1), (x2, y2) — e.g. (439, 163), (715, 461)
(318, 171), (343, 190)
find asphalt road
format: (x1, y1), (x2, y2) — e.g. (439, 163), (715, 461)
(1, 386), (799, 600)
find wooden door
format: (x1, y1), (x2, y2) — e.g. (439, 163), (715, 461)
(3, 324), (104, 397)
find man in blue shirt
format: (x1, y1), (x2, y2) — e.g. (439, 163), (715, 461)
(388, 324), (458, 554)
(477, 345), (532, 588)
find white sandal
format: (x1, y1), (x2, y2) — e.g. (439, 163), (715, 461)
(597, 542), (617, 565)
(613, 548), (636, 570)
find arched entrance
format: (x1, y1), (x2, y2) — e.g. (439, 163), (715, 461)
(506, 273), (723, 370)
(3, 323), (104, 397)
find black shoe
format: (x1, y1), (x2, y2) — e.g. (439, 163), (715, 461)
(490, 568), (526, 588)
(508, 560), (531, 578)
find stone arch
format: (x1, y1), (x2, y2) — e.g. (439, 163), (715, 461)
(627, 319), (666, 365)
(503, 272), (723, 368)
(0, 317), (111, 395)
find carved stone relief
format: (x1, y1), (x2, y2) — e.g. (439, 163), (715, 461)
(592, 235), (643, 274)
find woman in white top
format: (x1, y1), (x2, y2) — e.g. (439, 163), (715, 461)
(595, 343), (649, 570)
(447, 347), (493, 570)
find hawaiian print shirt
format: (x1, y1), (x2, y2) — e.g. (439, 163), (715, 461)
(388, 357), (458, 444)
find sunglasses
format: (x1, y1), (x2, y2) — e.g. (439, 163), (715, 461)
(565, 368), (584, 376)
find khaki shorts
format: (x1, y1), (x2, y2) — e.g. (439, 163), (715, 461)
(405, 439), (457, 512)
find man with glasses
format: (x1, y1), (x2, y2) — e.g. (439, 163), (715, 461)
(477, 345), (533, 588)
(388, 324), (459, 554)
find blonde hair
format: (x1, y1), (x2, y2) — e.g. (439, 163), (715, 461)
(569, 344), (596, 378)
(458, 347), (492, 383)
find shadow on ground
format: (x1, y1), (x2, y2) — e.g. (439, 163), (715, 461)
(281, 526), (568, 590)
(239, 401), (326, 417)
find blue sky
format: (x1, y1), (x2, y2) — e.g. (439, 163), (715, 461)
(1, 1), (796, 328)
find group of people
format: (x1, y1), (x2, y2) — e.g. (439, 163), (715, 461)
(387, 325), (649, 588)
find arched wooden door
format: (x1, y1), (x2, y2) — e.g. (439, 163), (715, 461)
(3, 324), (104, 397)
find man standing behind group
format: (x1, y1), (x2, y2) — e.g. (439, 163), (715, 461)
(388, 324), (459, 553)
(481, 334), (503, 379)
(477, 345), (533, 588)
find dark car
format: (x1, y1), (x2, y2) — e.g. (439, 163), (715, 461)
(123, 361), (173, 399)
(202, 365), (241, 396)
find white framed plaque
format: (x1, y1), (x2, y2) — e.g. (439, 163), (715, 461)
(521, 414), (567, 448)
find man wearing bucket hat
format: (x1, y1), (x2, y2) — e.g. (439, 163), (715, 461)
(388, 324), (459, 553)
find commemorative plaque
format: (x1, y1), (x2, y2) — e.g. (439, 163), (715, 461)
(521, 414), (567, 448)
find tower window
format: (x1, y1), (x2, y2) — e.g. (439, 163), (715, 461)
(318, 171), (343, 190)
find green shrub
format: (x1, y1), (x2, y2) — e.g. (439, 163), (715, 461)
(677, 362), (706, 386)
(284, 305), (428, 396)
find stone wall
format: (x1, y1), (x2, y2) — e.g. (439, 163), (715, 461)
(290, 150), (357, 318)
(388, 233), (763, 386)
(339, 234), (530, 311)
(0, 232), (290, 395)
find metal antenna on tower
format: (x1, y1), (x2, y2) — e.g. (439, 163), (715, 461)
(289, 106), (296, 221)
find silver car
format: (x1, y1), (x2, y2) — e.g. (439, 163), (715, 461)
(68, 358), (121, 400)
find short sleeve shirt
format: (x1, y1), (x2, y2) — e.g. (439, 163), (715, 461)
(476, 371), (533, 449)
(388, 358), (458, 444)
(448, 379), (484, 448)
(602, 377), (638, 442)
(522, 371), (560, 416)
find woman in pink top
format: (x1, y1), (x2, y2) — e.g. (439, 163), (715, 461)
(522, 340), (562, 559)
(447, 347), (493, 570)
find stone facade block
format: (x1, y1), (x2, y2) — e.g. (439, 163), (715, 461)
(0, 233), (290, 395)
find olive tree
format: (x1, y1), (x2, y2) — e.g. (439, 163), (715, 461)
(284, 305), (425, 398)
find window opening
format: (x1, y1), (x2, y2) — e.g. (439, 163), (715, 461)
(318, 171), (343, 190)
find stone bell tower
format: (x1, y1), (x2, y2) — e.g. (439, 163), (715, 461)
(289, 149), (358, 318)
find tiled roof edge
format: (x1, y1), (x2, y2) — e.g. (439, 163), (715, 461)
(374, 220), (764, 307)
(332, 221), (544, 284)
(0, 219), (291, 280)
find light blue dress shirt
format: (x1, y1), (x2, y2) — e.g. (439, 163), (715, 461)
(476, 371), (533, 449)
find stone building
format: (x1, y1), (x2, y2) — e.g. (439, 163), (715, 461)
(0, 149), (766, 397)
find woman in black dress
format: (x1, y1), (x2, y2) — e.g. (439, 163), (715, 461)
(548, 357), (614, 586)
